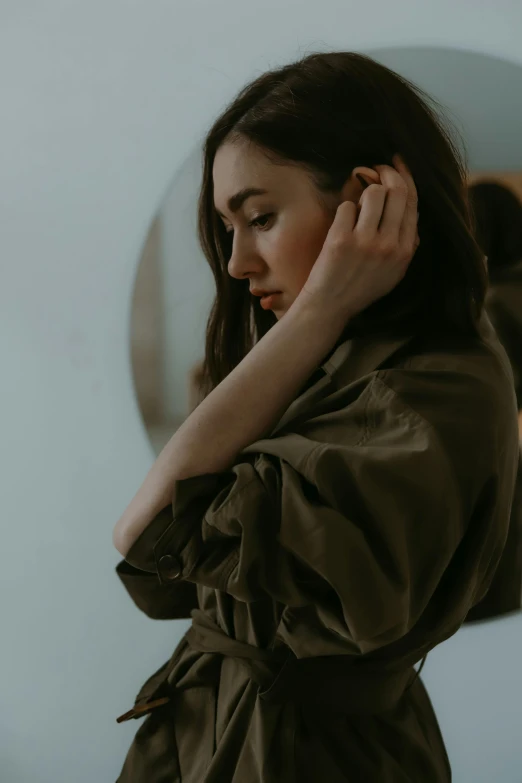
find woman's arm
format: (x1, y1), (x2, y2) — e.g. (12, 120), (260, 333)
(187, 359), (205, 414)
(113, 293), (347, 556)
(113, 156), (419, 557)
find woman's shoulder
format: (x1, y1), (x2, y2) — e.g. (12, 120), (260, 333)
(392, 315), (513, 385)
(488, 258), (522, 290)
(373, 324), (518, 446)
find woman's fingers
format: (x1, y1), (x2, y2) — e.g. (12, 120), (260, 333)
(372, 164), (408, 242)
(355, 183), (387, 236)
(391, 155), (419, 252)
(352, 156), (419, 263)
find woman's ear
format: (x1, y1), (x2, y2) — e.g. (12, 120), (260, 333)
(340, 166), (382, 203)
(353, 166), (381, 187)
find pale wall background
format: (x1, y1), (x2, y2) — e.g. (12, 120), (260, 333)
(2, 3), (522, 782)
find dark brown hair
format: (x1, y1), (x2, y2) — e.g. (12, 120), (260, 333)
(195, 50), (487, 401)
(468, 181), (522, 280)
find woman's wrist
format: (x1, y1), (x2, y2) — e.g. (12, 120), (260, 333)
(293, 286), (356, 338)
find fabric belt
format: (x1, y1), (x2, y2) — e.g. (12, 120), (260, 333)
(116, 609), (420, 723)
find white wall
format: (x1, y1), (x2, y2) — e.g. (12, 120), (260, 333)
(1, 3), (522, 781)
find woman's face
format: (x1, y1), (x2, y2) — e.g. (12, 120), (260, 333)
(212, 138), (371, 319)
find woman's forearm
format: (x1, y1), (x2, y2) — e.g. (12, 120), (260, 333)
(113, 293), (348, 555)
(169, 295), (346, 476)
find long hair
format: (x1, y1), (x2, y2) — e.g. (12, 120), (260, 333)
(468, 181), (522, 281)
(194, 50), (487, 401)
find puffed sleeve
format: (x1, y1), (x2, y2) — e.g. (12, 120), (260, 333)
(115, 505), (198, 619)
(123, 370), (517, 653)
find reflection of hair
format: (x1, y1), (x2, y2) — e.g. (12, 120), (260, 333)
(196, 51), (487, 399)
(468, 181), (522, 278)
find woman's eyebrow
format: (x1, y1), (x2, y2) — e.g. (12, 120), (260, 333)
(215, 187), (269, 218)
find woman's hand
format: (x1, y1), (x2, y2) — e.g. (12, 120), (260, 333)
(299, 154), (420, 319)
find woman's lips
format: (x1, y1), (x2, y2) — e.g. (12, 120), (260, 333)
(260, 292), (281, 310)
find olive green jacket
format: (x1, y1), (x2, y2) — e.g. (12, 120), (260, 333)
(114, 316), (519, 782)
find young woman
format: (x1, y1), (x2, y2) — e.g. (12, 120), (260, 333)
(464, 181), (522, 622)
(112, 52), (519, 782)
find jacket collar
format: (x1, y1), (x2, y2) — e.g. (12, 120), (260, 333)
(320, 333), (414, 387)
(267, 332), (413, 437)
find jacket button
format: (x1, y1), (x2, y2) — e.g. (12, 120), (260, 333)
(158, 554), (182, 580)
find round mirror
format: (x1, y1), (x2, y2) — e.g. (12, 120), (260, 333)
(130, 46), (522, 625)
(130, 151), (215, 454)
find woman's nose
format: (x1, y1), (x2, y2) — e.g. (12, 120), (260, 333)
(227, 245), (262, 280)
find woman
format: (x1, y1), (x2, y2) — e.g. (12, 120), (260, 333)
(112, 52), (519, 782)
(464, 181), (522, 622)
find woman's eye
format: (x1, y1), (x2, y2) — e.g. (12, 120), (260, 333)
(225, 213), (274, 235)
(248, 212), (274, 229)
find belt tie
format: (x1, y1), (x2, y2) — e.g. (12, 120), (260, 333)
(116, 609), (420, 722)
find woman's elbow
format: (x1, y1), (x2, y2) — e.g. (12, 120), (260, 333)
(112, 521), (132, 558)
